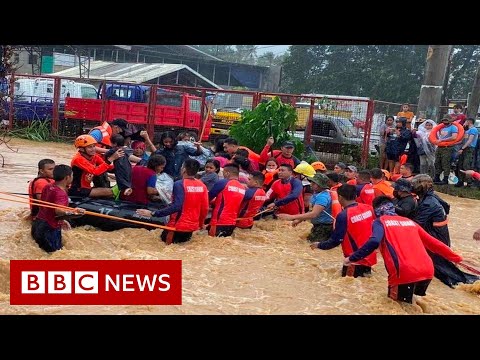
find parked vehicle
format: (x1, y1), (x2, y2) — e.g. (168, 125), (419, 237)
(310, 115), (376, 164)
(64, 82), (211, 141)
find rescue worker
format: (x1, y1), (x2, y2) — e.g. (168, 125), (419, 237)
(355, 170), (374, 206)
(265, 164), (304, 215)
(344, 196), (463, 304)
(69, 135), (123, 198)
(310, 184), (377, 278)
(236, 171), (268, 230)
(259, 139), (301, 168)
(293, 161), (316, 212)
(136, 159), (209, 244)
(208, 163), (245, 237)
(89, 118), (128, 154)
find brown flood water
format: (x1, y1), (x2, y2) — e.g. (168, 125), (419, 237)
(1, 138), (480, 315)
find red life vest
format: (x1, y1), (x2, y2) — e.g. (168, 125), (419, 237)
(90, 121), (112, 148)
(236, 187), (267, 228)
(28, 177), (55, 217)
(379, 215), (435, 286)
(329, 189), (342, 220)
(167, 179), (209, 232)
(342, 204), (377, 267)
(357, 183), (375, 206)
(210, 179), (246, 226)
(268, 178), (304, 215)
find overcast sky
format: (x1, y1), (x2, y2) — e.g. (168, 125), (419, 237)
(256, 45), (290, 56)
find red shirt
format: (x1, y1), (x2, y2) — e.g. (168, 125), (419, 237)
(36, 184), (69, 228)
(125, 166), (157, 205)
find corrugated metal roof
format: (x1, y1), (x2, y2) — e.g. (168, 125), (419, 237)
(51, 60), (222, 89)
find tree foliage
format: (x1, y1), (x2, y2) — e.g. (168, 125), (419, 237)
(281, 45), (428, 103)
(193, 45), (284, 66)
(229, 97), (304, 156)
(281, 45), (480, 104)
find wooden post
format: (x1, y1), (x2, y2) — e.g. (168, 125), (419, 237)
(416, 45), (452, 122)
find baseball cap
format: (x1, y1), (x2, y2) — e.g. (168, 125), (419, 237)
(335, 162), (346, 169)
(346, 165), (357, 173)
(282, 141), (295, 148)
(111, 118), (128, 130)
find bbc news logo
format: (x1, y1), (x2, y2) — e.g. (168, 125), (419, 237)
(10, 260), (181, 305)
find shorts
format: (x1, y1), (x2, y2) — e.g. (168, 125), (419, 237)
(68, 187), (92, 198)
(207, 224), (236, 237)
(31, 219), (62, 252)
(161, 230), (193, 244)
(307, 223), (333, 243)
(342, 265), (372, 278)
(386, 152), (400, 161)
(388, 279), (432, 304)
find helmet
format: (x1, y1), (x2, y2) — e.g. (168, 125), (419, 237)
(293, 161), (316, 177)
(75, 135), (97, 148)
(311, 161), (327, 171)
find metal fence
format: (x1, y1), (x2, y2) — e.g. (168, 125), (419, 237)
(1, 74), (380, 168)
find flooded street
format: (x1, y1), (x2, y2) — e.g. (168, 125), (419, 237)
(1, 138), (480, 314)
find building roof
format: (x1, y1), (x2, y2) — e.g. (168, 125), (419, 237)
(51, 60), (223, 89)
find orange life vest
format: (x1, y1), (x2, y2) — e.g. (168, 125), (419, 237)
(90, 121), (112, 148)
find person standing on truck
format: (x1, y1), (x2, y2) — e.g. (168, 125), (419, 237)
(259, 138), (300, 169)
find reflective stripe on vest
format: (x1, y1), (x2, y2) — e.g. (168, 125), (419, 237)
(91, 121), (112, 147)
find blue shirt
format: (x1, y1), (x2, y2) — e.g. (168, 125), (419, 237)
(465, 127), (479, 148)
(439, 124), (458, 140)
(309, 190), (333, 225)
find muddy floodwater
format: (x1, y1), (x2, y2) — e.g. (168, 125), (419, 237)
(1, 138), (480, 315)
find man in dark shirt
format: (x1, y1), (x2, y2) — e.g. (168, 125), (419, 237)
(105, 134), (132, 199)
(392, 178), (417, 218)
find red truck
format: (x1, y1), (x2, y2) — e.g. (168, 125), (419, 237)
(64, 83), (212, 141)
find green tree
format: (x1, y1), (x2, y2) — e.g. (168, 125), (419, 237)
(229, 97), (304, 156)
(445, 45), (480, 100)
(256, 51), (285, 67)
(281, 45), (428, 103)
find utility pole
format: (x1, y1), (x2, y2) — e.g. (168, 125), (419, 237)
(467, 62), (480, 119)
(416, 45), (452, 122)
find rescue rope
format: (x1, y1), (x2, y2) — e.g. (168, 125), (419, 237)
(0, 192), (176, 231)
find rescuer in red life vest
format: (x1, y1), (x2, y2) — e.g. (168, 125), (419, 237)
(236, 171), (268, 230)
(136, 159), (209, 244)
(208, 163), (246, 237)
(310, 184), (377, 278)
(344, 196), (463, 304)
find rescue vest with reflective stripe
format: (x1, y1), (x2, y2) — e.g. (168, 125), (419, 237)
(90, 121), (112, 148)
(342, 204), (377, 267)
(357, 183), (375, 206)
(379, 215), (434, 286)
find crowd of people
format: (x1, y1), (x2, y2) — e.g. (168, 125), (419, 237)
(26, 115), (480, 305)
(379, 104), (479, 187)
